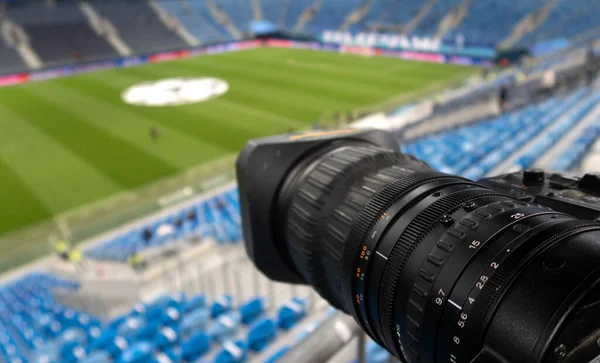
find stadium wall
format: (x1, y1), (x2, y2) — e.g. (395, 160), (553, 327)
(0, 39), (493, 88)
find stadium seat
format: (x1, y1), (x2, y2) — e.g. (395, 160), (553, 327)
(180, 307), (211, 337)
(80, 350), (111, 363)
(153, 326), (180, 351)
(116, 317), (146, 337)
(277, 298), (307, 330)
(209, 311), (242, 344)
(239, 297), (265, 325)
(214, 340), (248, 363)
(130, 321), (160, 343)
(117, 341), (154, 363)
(246, 317), (277, 352)
(179, 331), (211, 362)
(211, 295), (233, 318)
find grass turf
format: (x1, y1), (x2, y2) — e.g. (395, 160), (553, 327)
(0, 47), (476, 237)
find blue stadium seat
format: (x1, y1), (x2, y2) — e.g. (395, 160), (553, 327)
(117, 341), (154, 363)
(211, 295), (233, 318)
(179, 331), (211, 362)
(246, 317), (276, 352)
(208, 312), (241, 344)
(214, 340), (247, 363)
(239, 297), (265, 325)
(180, 307), (210, 336)
(80, 350), (111, 363)
(276, 298), (307, 330)
(152, 326), (180, 351)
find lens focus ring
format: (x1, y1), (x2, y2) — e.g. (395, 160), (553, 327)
(285, 145), (427, 308)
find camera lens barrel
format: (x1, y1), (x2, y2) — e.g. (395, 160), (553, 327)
(277, 143), (600, 363)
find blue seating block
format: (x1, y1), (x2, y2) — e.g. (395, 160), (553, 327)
(239, 297), (265, 325)
(152, 326), (180, 351)
(208, 312), (241, 344)
(180, 307), (210, 336)
(211, 295), (233, 318)
(80, 350), (111, 363)
(180, 331), (211, 361)
(247, 317), (276, 352)
(117, 341), (153, 363)
(215, 340), (247, 363)
(276, 298), (306, 330)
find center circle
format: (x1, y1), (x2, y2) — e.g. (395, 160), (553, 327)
(121, 77), (229, 107)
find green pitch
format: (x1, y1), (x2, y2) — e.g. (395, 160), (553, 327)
(0, 47), (475, 237)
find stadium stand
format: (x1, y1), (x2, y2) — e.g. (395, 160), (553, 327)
(158, 0), (231, 44)
(518, 0), (600, 47)
(84, 188), (241, 262)
(260, 0), (285, 26)
(0, 268), (317, 363)
(445, 0), (546, 46)
(356, 0), (423, 31)
(411, 0), (462, 37)
(282, 0), (310, 29)
(400, 86), (592, 180)
(6, 2), (119, 63)
(0, 37), (26, 74)
(302, 0), (361, 35)
(213, 0), (254, 34)
(92, 1), (187, 54)
(23, 22), (118, 64)
(550, 116), (600, 172)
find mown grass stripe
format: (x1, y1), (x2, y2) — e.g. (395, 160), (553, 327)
(0, 87), (178, 189)
(27, 81), (227, 170)
(58, 74), (283, 151)
(0, 156), (51, 235)
(0, 103), (121, 213)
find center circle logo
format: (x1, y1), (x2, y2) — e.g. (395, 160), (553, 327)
(122, 77), (229, 107)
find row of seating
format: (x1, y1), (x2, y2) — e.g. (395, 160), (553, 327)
(85, 188), (242, 262)
(550, 116), (600, 171)
(0, 273), (83, 363)
(401, 87), (591, 180)
(355, 0), (423, 32)
(510, 89), (600, 171)
(0, 271), (314, 363)
(35, 291), (308, 363)
(158, 0), (233, 44)
(445, 0), (546, 46)
(518, 0), (600, 47)
(0, 37), (25, 74)
(92, 1), (188, 54)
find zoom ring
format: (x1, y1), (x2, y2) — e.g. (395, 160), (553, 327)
(286, 145), (413, 308)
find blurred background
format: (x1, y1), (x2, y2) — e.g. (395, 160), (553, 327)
(0, 0), (599, 362)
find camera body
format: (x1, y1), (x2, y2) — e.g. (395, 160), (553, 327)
(236, 129), (600, 363)
(479, 170), (600, 221)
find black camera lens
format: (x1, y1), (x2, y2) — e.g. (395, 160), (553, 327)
(274, 142), (600, 363)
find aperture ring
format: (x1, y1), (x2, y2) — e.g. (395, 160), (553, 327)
(352, 178), (472, 342)
(455, 220), (600, 362)
(378, 187), (510, 359)
(341, 171), (466, 323)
